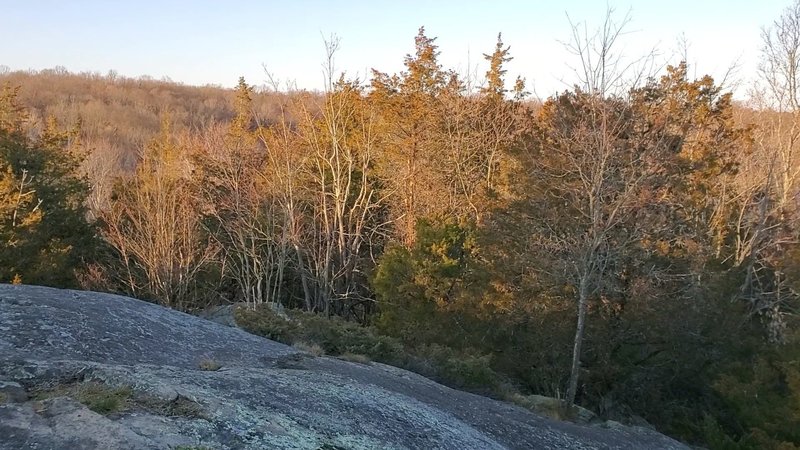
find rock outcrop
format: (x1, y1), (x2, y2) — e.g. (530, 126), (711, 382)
(0, 284), (688, 449)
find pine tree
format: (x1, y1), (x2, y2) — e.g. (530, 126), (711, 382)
(229, 76), (254, 140)
(0, 84), (95, 286)
(482, 33), (512, 100)
(370, 27), (450, 245)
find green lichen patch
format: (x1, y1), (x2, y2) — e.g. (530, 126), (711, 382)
(31, 380), (206, 419)
(34, 381), (133, 415)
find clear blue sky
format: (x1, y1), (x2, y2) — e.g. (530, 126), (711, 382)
(0, 0), (790, 97)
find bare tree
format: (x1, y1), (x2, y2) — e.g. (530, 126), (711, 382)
(81, 137), (126, 220)
(258, 114), (313, 310)
(101, 120), (216, 310)
(535, 8), (658, 409)
(193, 123), (292, 309)
(759, 0), (800, 213)
(731, 0), (800, 340)
(291, 37), (388, 318)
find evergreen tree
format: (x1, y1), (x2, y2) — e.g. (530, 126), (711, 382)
(371, 28), (456, 244)
(0, 83), (96, 286)
(230, 76), (255, 140)
(482, 33), (512, 100)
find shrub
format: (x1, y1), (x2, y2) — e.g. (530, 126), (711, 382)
(405, 344), (500, 392)
(371, 220), (480, 347)
(235, 305), (406, 366)
(234, 305), (299, 343)
(235, 305), (505, 395)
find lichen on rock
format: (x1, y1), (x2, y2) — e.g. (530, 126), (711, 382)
(0, 284), (689, 449)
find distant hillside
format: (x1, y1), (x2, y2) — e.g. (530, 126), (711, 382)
(0, 68), (301, 171)
(0, 68), (316, 215)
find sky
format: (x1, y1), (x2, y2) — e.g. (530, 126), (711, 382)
(0, 1), (791, 98)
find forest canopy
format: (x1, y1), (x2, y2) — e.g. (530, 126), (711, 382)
(2, 5), (800, 449)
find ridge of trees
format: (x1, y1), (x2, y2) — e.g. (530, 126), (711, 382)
(2, 5), (800, 448)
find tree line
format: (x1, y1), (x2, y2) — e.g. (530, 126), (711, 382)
(2, 6), (800, 448)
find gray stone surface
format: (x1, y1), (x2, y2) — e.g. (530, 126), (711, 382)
(0, 284), (689, 449)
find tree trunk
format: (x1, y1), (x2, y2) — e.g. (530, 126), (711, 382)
(565, 273), (590, 408)
(294, 244), (313, 311)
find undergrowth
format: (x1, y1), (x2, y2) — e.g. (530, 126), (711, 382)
(235, 305), (509, 397)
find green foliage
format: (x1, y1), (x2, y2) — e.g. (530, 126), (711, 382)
(405, 344), (499, 391)
(235, 306), (407, 366)
(75, 383), (132, 415)
(701, 415), (750, 450)
(234, 305), (503, 393)
(35, 381), (132, 415)
(228, 76), (256, 146)
(4, 27), (799, 450)
(402, 27), (446, 95)
(34, 381), (206, 419)
(373, 219), (481, 345)
(482, 34), (512, 99)
(0, 83), (96, 287)
(708, 339), (800, 449)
